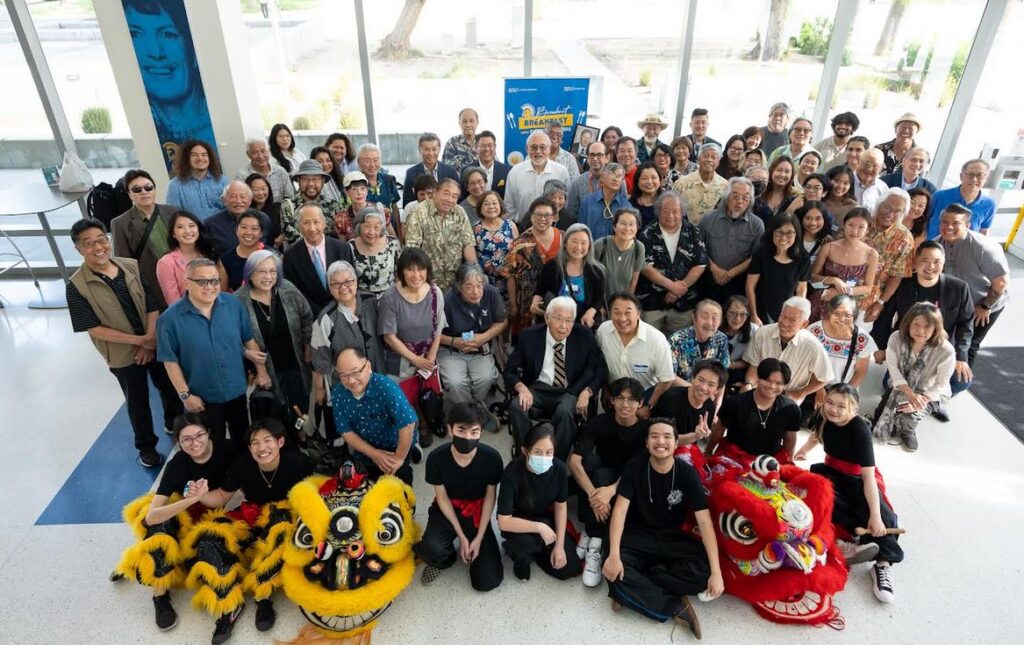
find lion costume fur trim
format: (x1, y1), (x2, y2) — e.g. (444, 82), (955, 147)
(114, 493), (193, 589)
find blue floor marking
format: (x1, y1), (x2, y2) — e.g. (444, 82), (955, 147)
(36, 385), (174, 525)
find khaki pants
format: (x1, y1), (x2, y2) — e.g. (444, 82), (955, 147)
(641, 308), (694, 335)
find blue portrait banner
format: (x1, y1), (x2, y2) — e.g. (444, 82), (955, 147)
(122, 0), (216, 173)
(504, 78), (590, 165)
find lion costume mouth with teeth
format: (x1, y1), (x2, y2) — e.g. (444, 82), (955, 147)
(279, 467), (419, 644)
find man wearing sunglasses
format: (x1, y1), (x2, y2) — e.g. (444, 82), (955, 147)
(68, 218), (182, 468)
(157, 257), (271, 454)
(110, 169), (177, 309)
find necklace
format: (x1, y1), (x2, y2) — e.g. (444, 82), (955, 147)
(755, 397), (777, 429)
(648, 459), (680, 506)
(259, 466), (278, 489)
(253, 297), (272, 321)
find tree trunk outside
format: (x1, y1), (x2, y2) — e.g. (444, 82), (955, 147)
(376, 0), (427, 60)
(874, 0), (909, 57)
(761, 0), (790, 61)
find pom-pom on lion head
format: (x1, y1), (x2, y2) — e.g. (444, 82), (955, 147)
(280, 465), (419, 643)
(709, 460), (848, 627)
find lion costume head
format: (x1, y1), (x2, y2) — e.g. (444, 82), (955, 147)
(708, 456), (848, 627)
(280, 466), (419, 644)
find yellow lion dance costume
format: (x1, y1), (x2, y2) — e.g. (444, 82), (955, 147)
(279, 467), (420, 644)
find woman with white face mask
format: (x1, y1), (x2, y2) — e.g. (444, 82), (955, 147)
(497, 424), (581, 582)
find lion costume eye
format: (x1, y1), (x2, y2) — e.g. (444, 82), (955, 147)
(294, 521), (314, 549)
(377, 507), (404, 546)
(720, 511), (757, 545)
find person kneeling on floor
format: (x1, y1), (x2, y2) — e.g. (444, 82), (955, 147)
(415, 402), (505, 591)
(603, 419), (724, 639)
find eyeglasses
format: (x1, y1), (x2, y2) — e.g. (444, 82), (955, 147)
(253, 268), (278, 277)
(612, 396), (640, 405)
(549, 315), (574, 325)
(179, 430), (209, 447)
(329, 278), (357, 290)
(830, 312), (854, 320)
(729, 193), (752, 202)
(337, 361), (368, 380)
(773, 230), (797, 238)
(792, 127), (812, 134)
(727, 310), (748, 318)
(78, 236), (110, 250)
(528, 145), (549, 152)
(532, 211), (555, 219)
(587, 152), (607, 159)
(129, 184), (155, 194)
(963, 171), (987, 180)
(187, 277), (221, 288)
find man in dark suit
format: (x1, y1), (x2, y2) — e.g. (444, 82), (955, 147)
(880, 147), (937, 194)
(475, 130), (511, 199)
(403, 132), (460, 207)
(505, 296), (608, 461)
(283, 202), (354, 314)
(870, 240), (974, 420)
(205, 181), (272, 257)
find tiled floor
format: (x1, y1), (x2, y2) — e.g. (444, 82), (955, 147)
(0, 259), (1021, 643)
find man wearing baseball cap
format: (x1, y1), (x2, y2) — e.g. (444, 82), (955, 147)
(877, 113), (921, 175)
(280, 159), (343, 246)
(637, 113), (669, 163)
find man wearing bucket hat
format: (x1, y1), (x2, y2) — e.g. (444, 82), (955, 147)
(877, 113), (921, 175)
(280, 159), (343, 246)
(637, 113), (669, 163)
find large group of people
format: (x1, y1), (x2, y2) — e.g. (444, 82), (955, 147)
(74, 102), (1012, 642)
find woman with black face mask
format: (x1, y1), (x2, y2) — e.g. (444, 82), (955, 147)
(414, 402), (506, 592)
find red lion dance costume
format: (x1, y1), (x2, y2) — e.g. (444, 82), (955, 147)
(681, 449), (849, 627)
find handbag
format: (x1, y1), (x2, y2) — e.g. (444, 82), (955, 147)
(397, 287), (447, 436)
(58, 151), (95, 193)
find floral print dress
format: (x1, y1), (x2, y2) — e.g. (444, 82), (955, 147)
(501, 227), (562, 334)
(474, 218), (515, 300)
(350, 235), (402, 298)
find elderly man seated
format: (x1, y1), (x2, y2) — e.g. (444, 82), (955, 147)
(742, 296), (833, 406)
(667, 299), (730, 387)
(505, 296), (607, 461)
(204, 181), (272, 257)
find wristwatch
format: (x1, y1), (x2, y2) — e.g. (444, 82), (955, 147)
(178, 390), (191, 401)
(980, 302), (992, 310)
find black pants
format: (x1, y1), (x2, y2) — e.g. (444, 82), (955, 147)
(202, 395), (250, 456)
(510, 384), (578, 461)
(608, 527), (710, 622)
(811, 464), (904, 564)
(697, 270), (746, 307)
(502, 519), (581, 580)
(576, 454), (619, 540)
(414, 503), (503, 591)
(109, 361), (182, 452)
(967, 307), (1002, 367)
(353, 450), (413, 485)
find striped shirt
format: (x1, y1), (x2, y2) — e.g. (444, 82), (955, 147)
(67, 267), (159, 335)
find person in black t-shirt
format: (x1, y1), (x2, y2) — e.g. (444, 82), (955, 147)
(497, 424), (582, 581)
(116, 413), (233, 633)
(205, 418), (314, 637)
(654, 359), (726, 446)
(708, 358), (801, 463)
(795, 384), (903, 604)
(568, 378), (649, 586)
(602, 419), (724, 638)
(414, 403), (505, 591)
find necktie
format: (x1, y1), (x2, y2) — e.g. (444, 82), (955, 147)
(553, 342), (567, 389)
(312, 248), (327, 289)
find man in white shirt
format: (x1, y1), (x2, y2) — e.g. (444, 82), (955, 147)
(505, 130), (571, 222)
(742, 296), (833, 404)
(854, 148), (886, 211)
(596, 293), (674, 412)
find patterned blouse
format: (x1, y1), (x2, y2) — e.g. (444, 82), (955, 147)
(869, 223), (914, 304)
(474, 218), (516, 300)
(667, 327), (731, 382)
(501, 227), (562, 333)
(350, 235), (402, 297)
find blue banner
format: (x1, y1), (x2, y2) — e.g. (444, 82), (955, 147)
(122, 0), (216, 173)
(504, 78), (590, 165)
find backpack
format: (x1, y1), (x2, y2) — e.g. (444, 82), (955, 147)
(86, 179), (131, 227)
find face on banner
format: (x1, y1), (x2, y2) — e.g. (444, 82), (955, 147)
(123, 0), (216, 172)
(504, 78), (590, 165)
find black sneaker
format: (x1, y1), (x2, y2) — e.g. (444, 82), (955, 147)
(902, 430), (919, 452)
(513, 558), (531, 582)
(410, 445), (423, 465)
(672, 596), (702, 640)
(871, 563), (895, 603)
(483, 409), (501, 433)
(929, 402), (950, 422)
(254, 599), (276, 632)
(138, 448), (164, 469)
(153, 593), (177, 631)
(419, 431), (434, 448)
(211, 604), (244, 645)
(420, 564), (443, 586)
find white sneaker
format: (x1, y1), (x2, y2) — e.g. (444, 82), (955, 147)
(870, 562), (895, 603)
(575, 532), (591, 560)
(838, 539), (880, 565)
(582, 538), (603, 587)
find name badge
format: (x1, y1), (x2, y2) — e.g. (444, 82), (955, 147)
(461, 331), (475, 341)
(632, 363), (649, 374)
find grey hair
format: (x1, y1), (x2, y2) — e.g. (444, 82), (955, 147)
(418, 132), (441, 146)
(824, 293), (860, 322)
(243, 249), (282, 287)
(556, 223), (604, 284)
(526, 130), (550, 146)
(878, 186), (912, 217)
(600, 162), (625, 176)
(904, 146), (931, 162)
(455, 262), (487, 289)
(542, 179), (568, 197)
(698, 142), (723, 157)
(782, 296), (812, 321)
(744, 165), (768, 179)
(545, 295), (577, 321)
(222, 179), (252, 201)
(654, 191), (686, 218)
(722, 176), (755, 204)
(326, 260), (357, 281)
(245, 137), (268, 150)
(769, 102), (791, 117)
(185, 257), (217, 276)
(297, 201), (326, 221)
(353, 205), (387, 238)
(960, 158), (990, 173)
(356, 142), (380, 157)
(694, 298), (723, 317)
